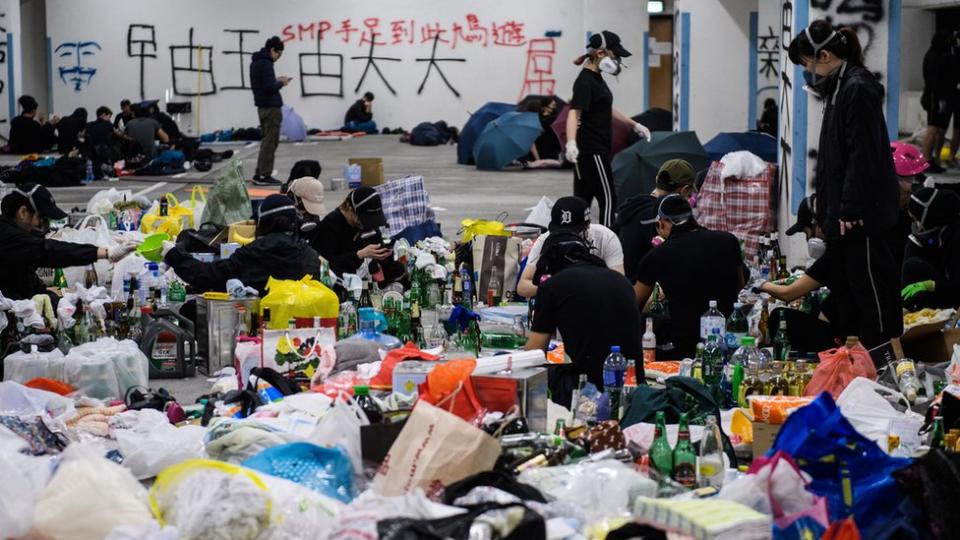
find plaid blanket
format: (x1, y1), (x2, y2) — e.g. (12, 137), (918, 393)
(694, 161), (775, 260)
(375, 176), (436, 237)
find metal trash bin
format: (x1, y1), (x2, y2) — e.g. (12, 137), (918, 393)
(196, 297), (259, 375)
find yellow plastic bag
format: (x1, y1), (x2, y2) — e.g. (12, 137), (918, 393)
(149, 459), (273, 534)
(140, 193), (194, 236)
(260, 275), (339, 329)
(460, 218), (509, 243)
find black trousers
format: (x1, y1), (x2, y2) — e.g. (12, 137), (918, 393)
(832, 231), (903, 348)
(574, 152), (617, 228)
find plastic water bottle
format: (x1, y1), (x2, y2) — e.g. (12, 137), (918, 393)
(698, 415), (725, 489)
(731, 336), (765, 370)
(725, 302), (748, 349)
(700, 300), (726, 340)
(602, 346), (627, 420)
(84, 159), (94, 184)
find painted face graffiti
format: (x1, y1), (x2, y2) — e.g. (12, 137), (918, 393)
(56, 41), (102, 91)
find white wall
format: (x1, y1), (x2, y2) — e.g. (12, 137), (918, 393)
(19, 0), (45, 113)
(900, 7), (934, 92)
(0, 0), (21, 136)
(585, 0), (649, 117)
(44, 0), (647, 134)
(674, 0), (757, 142)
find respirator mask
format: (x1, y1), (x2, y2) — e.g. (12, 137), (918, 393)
(592, 32), (623, 76)
(807, 237), (826, 259)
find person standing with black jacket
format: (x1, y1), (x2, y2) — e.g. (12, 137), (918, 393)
(788, 21), (902, 347)
(565, 30), (650, 228)
(250, 36), (291, 186)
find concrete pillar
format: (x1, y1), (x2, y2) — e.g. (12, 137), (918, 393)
(672, 0), (758, 141)
(0, 0), (22, 137)
(776, 0), (902, 265)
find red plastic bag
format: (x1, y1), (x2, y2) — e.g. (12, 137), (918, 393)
(804, 343), (877, 399)
(417, 359), (487, 424)
(369, 343), (440, 390)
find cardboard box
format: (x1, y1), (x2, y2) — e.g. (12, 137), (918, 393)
(348, 157), (384, 187)
(869, 311), (960, 367)
(752, 420), (781, 459)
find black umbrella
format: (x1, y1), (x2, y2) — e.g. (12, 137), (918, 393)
(613, 131), (711, 201)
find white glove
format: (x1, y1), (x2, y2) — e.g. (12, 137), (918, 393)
(565, 141), (579, 164)
(107, 242), (137, 263)
(633, 122), (651, 140)
(161, 240), (176, 257)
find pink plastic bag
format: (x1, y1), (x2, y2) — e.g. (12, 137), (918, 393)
(749, 450), (830, 529)
(804, 343), (877, 399)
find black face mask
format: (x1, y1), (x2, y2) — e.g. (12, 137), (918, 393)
(803, 66), (842, 100)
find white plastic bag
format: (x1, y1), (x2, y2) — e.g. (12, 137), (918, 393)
(330, 489), (465, 539)
(65, 338), (149, 399)
(32, 443), (155, 539)
(719, 150), (767, 179)
(0, 380), (75, 420)
(111, 252), (149, 300)
(87, 187), (133, 216)
(836, 377), (924, 450)
(524, 196), (554, 228)
(3, 347), (66, 384)
(115, 411), (207, 479)
(0, 424), (54, 537)
(55, 215), (115, 287)
(307, 395), (369, 475)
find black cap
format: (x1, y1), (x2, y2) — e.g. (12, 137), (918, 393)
(785, 195), (816, 236)
(657, 193), (693, 224)
(908, 187), (960, 230)
(549, 196), (590, 232)
(349, 186), (388, 231)
(5, 183), (67, 220)
(588, 30), (632, 58)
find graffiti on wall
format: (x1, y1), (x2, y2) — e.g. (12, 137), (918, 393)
(55, 41), (101, 91)
(811, 0), (885, 79)
(778, 0), (794, 213)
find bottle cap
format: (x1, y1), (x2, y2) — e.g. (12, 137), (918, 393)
(354, 385), (370, 396)
(610, 345), (621, 353)
(709, 300), (717, 308)
(742, 336), (756, 346)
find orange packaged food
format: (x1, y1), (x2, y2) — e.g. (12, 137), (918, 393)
(750, 395), (814, 425)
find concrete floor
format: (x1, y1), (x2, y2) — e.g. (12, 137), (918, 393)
(36, 136), (960, 402)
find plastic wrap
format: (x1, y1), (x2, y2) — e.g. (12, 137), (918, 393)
(3, 347), (66, 384)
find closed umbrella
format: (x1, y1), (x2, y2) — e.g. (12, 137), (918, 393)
(457, 102), (516, 165)
(473, 112), (543, 170)
(704, 131), (777, 163)
(550, 105), (634, 157)
(612, 131), (710, 201)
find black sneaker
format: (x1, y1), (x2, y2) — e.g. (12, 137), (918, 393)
(252, 175), (282, 186)
(928, 160), (946, 174)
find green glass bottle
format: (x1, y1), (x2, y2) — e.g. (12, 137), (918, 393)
(672, 413), (697, 488)
(54, 268), (69, 289)
(931, 416), (946, 449)
(649, 411), (673, 478)
(773, 319), (790, 362)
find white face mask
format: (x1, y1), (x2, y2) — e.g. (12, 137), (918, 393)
(598, 56), (621, 75)
(807, 237), (826, 259)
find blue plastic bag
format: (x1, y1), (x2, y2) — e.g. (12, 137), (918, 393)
(770, 393), (913, 532)
(242, 442), (355, 502)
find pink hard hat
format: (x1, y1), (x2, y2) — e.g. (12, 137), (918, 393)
(891, 141), (929, 177)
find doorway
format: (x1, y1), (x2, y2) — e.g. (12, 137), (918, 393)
(648, 15), (674, 111)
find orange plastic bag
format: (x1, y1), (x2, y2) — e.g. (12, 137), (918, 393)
(822, 517), (861, 540)
(25, 378), (75, 396)
(369, 343), (440, 390)
(804, 343), (877, 399)
(417, 359), (486, 424)
(750, 395), (815, 424)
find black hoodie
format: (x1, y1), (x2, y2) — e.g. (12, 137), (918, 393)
(250, 48), (283, 108)
(617, 194), (660, 282)
(164, 232), (320, 295)
(813, 63), (899, 239)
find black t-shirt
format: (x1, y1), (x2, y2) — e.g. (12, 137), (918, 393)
(532, 264), (642, 389)
(85, 119), (114, 148)
(570, 69), (613, 156)
(635, 227), (744, 357)
(804, 244), (855, 337)
(9, 115), (55, 154)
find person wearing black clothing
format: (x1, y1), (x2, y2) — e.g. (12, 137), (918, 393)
(618, 159), (697, 282)
(757, 98), (778, 137)
(525, 231), (642, 407)
(634, 195), (747, 358)
(920, 32), (957, 173)
(305, 186), (395, 279)
(900, 188), (960, 311)
(250, 36), (291, 186)
(8, 95), (58, 154)
(788, 20), (903, 347)
(344, 92), (377, 134)
(85, 106), (117, 148)
(55, 108), (87, 154)
(113, 99), (134, 130)
(0, 184), (135, 301)
(163, 195), (320, 295)
(565, 30), (650, 228)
